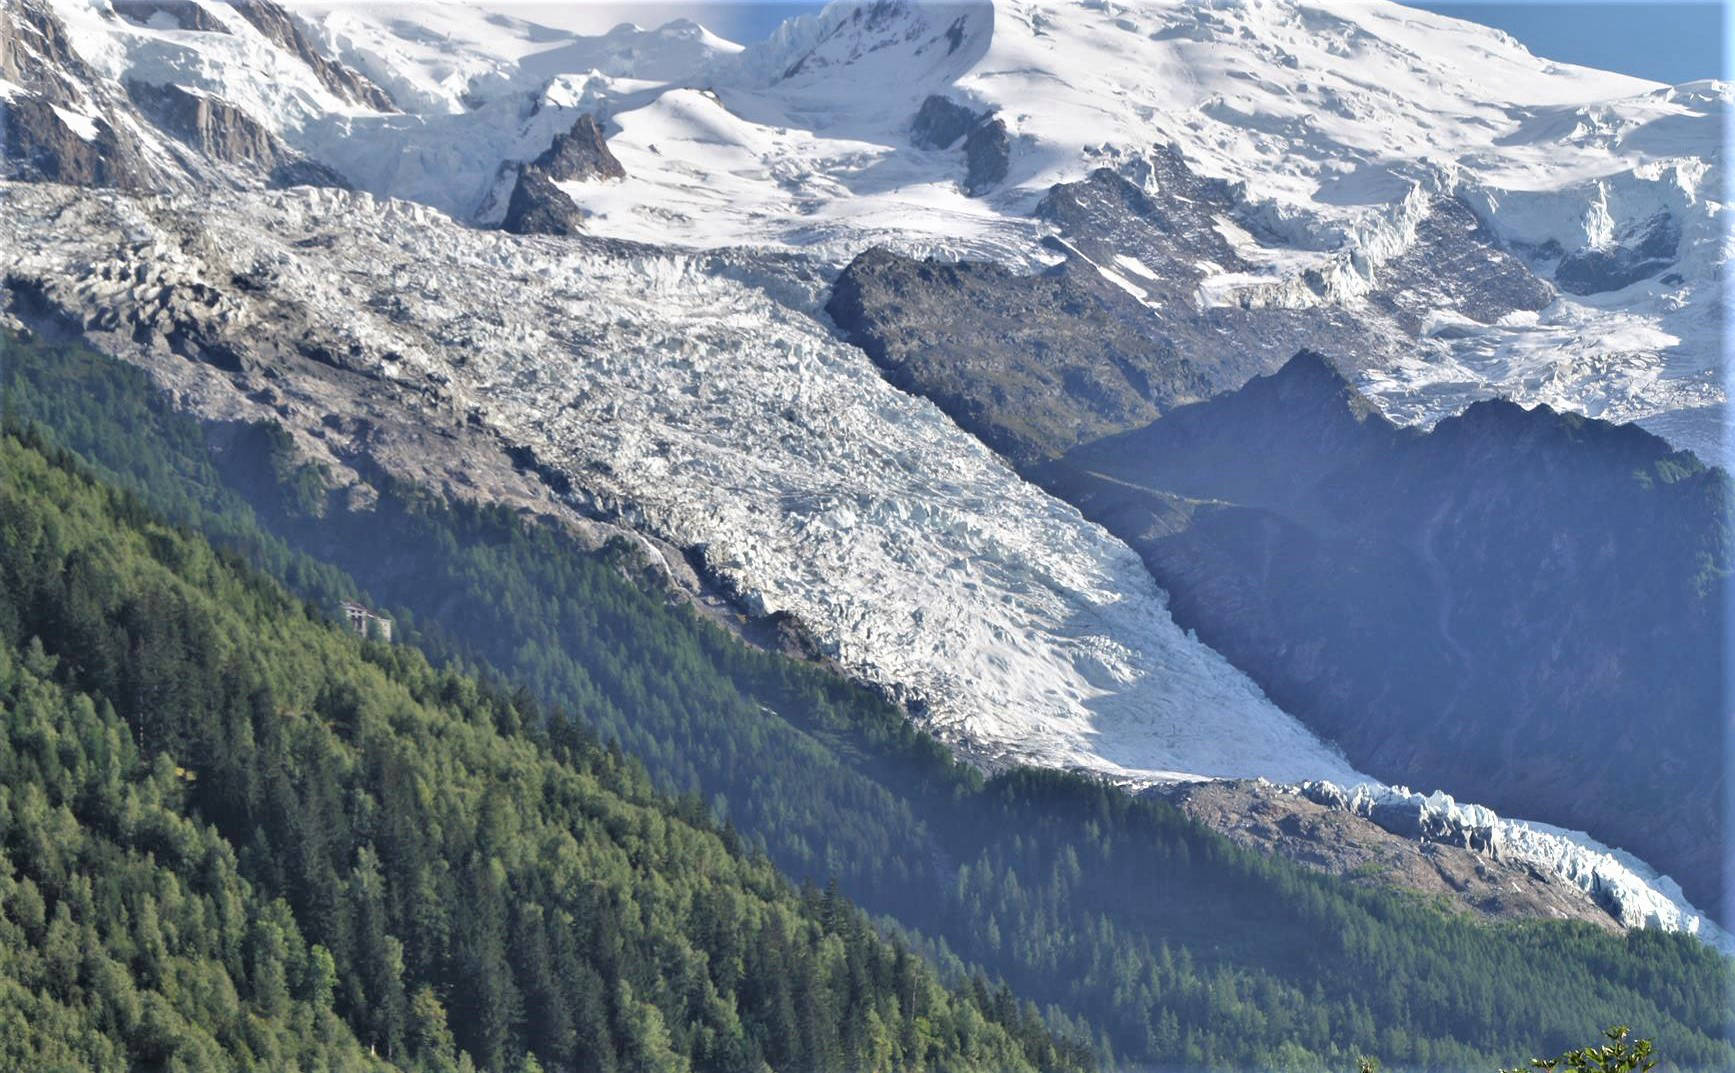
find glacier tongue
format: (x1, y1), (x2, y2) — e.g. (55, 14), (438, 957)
(4, 180), (1355, 783)
(232, 185), (1366, 786)
(1301, 782), (1734, 953)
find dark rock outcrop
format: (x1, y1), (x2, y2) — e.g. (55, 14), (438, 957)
(827, 162), (1384, 464)
(906, 94), (1006, 196)
(910, 94), (980, 150)
(126, 80), (274, 167)
(1, 95), (150, 188)
(224, 0), (397, 112)
(500, 165), (586, 236)
(961, 116), (1009, 196)
(531, 114), (624, 182)
(1037, 351), (1729, 920)
(1167, 780), (1621, 929)
(1367, 197), (1555, 332)
(114, 0), (230, 33)
(830, 244), (1198, 464)
(125, 80), (349, 188)
(1555, 211), (1680, 295)
(0, 0), (161, 189)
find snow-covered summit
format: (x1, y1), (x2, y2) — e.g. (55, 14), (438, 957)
(273, 0), (1732, 457)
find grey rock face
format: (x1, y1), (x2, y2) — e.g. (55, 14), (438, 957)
(1039, 154), (1254, 282)
(1039, 146), (1245, 267)
(1, 0), (91, 87)
(961, 117), (1009, 196)
(1366, 197), (1554, 333)
(114, 1), (230, 33)
(531, 114), (625, 182)
(1555, 211), (1680, 295)
(0, 1), (162, 189)
(500, 166), (586, 236)
(828, 245), (1190, 464)
(828, 163), (1385, 463)
(125, 81), (274, 168)
(1037, 351), (1729, 921)
(1, 95), (146, 189)
(124, 81), (349, 189)
(910, 94), (980, 150)
(223, 0), (397, 112)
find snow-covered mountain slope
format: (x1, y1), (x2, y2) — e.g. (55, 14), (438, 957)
(12, 0), (1725, 454)
(287, 0), (1728, 458)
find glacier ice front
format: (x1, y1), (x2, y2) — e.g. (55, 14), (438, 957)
(1299, 782), (1733, 952)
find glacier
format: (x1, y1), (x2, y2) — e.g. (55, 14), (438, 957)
(32, 0), (1727, 455)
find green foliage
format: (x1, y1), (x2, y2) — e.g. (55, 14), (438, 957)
(0, 431), (1083, 1073)
(1501, 1027), (1659, 1073)
(5, 330), (1734, 1072)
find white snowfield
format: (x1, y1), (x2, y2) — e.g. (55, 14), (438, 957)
(41, 0), (1728, 455)
(10, 0), (1729, 945)
(296, 0), (1726, 458)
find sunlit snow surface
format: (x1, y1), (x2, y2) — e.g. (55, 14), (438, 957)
(277, 0), (1729, 459)
(41, 0), (1727, 451)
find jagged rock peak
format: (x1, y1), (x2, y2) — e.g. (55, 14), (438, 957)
(223, 0), (398, 112)
(500, 165), (586, 236)
(910, 94), (981, 150)
(1240, 349), (1386, 422)
(532, 114), (625, 183)
(904, 92), (1006, 197)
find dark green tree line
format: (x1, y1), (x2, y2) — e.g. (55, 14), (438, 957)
(0, 428), (1086, 1073)
(4, 331), (1731, 1071)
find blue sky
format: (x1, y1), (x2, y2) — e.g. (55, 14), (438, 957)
(627, 0), (1724, 85)
(1413, 2), (1724, 84)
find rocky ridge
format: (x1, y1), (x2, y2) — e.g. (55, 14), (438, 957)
(1165, 780), (1622, 929)
(1035, 351), (1729, 920)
